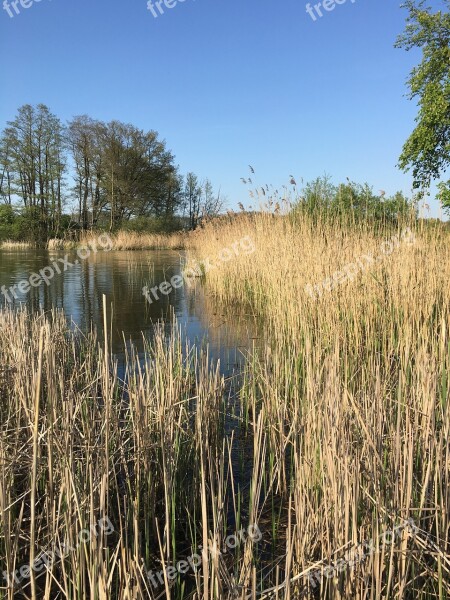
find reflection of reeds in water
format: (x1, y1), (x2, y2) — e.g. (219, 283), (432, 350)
(185, 281), (262, 366)
(126, 255), (154, 280)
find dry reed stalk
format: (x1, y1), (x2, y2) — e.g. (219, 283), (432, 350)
(0, 241), (32, 249)
(29, 328), (44, 600)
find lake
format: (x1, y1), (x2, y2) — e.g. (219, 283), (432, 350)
(0, 248), (258, 378)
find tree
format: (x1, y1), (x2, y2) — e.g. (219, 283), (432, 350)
(99, 121), (181, 229)
(396, 0), (450, 213)
(1, 104), (218, 238)
(68, 116), (105, 230)
(0, 135), (13, 205)
(199, 178), (225, 223)
(67, 118), (183, 230)
(184, 172), (202, 230)
(0, 104), (66, 241)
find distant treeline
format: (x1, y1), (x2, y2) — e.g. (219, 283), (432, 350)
(0, 104), (223, 242)
(0, 105), (427, 245)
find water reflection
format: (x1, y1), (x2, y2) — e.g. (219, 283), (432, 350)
(0, 249), (258, 377)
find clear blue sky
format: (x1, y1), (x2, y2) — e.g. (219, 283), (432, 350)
(0, 0), (447, 218)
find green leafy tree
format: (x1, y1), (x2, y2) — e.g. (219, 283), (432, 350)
(1, 104), (218, 238)
(396, 0), (450, 213)
(0, 104), (66, 241)
(99, 121), (181, 230)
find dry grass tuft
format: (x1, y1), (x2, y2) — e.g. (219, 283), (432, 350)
(0, 240), (33, 249)
(47, 230), (187, 251)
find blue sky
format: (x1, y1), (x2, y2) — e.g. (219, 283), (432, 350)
(0, 0), (447, 218)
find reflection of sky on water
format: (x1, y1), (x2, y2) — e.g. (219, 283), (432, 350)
(0, 249), (258, 378)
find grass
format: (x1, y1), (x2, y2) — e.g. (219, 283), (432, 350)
(2, 231), (187, 250)
(0, 240), (33, 249)
(187, 212), (450, 598)
(49, 230), (187, 251)
(1, 212), (449, 599)
(0, 309), (230, 599)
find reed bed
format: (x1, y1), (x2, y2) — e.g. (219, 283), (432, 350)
(47, 231), (187, 251)
(0, 241), (33, 250)
(0, 307), (256, 599)
(186, 212), (450, 598)
(1, 213), (449, 599)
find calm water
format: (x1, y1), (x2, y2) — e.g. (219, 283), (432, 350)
(0, 248), (257, 377)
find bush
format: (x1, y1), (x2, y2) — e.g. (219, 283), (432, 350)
(0, 205), (16, 241)
(12, 206), (43, 242)
(0, 206), (79, 243)
(291, 176), (416, 226)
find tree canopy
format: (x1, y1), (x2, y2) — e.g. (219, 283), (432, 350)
(396, 0), (450, 213)
(0, 104), (224, 241)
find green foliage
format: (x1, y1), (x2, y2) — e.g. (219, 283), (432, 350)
(68, 118), (183, 229)
(0, 205), (16, 241)
(396, 0), (450, 212)
(0, 206), (76, 242)
(437, 179), (450, 211)
(13, 207), (44, 242)
(292, 176), (415, 224)
(0, 205), (15, 225)
(1, 105), (223, 242)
